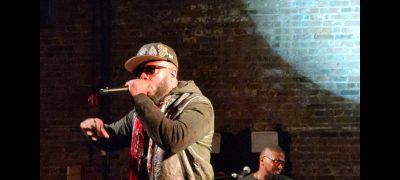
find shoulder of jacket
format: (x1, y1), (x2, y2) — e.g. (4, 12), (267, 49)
(181, 93), (212, 107)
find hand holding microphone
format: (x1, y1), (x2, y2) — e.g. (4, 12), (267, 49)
(100, 79), (152, 96)
(124, 79), (153, 96)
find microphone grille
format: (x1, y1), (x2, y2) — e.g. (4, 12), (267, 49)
(243, 166), (251, 173)
(231, 173), (238, 178)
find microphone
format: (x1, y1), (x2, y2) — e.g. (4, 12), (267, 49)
(214, 173), (238, 179)
(99, 87), (128, 94)
(232, 166), (251, 179)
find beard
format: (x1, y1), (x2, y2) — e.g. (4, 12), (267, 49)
(148, 77), (170, 104)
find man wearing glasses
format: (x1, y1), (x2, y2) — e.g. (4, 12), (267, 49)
(241, 145), (293, 180)
(80, 42), (215, 180)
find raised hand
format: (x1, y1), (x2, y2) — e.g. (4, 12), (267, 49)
(80, 118), (110, 141)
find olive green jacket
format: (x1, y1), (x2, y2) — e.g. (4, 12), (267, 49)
(98, 80), (214, 180)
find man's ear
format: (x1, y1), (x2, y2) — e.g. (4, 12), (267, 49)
(171, 70), (177, 78)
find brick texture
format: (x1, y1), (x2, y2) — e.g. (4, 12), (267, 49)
(40, 0), (359, 179)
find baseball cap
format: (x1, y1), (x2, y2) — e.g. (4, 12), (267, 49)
(124, 42), (179, 73)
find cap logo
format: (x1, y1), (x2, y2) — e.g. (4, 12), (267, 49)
(157, 44), (168, 58)
(149, 46), (157, 56)
(137, 48), (148, 56)
(136, 44), (174, 60)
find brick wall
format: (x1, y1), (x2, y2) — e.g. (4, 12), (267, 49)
(40, 0), (360, 179)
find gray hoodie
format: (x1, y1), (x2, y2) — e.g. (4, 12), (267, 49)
(97, 80), (215, 180)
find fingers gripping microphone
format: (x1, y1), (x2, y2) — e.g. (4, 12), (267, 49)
(232, 166), (251, 179)
(99, 87), (128, 95)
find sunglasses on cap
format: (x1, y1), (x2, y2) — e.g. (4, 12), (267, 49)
(263, 156), (285, 166)
(133, 65), (167, 78)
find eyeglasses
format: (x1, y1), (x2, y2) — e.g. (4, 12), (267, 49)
(133, 65), (167, 77)
(263, 156), (285, 166)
